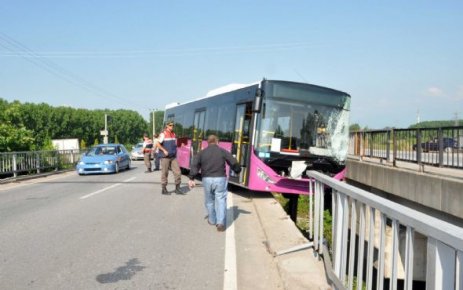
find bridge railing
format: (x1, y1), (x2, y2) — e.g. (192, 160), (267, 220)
(0, 149), (82, 180)
(349, 126), (463, 169)
(307, 170), (463, 290)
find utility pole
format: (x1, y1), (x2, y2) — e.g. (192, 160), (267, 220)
(103, 114), (109, 144)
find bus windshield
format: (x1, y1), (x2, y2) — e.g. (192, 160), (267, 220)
(256, 95), (350, 162)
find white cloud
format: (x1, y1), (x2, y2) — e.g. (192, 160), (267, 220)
(425, 86), (444, 97)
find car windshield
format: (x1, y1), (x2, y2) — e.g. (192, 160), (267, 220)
(87, 146), (117, 156)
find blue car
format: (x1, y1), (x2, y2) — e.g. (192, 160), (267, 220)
(76, 144), (131, 175)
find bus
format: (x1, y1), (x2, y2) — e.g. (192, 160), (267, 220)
(163, 79), (351, 195)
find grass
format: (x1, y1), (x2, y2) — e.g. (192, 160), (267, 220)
(273, 193), (333, 247)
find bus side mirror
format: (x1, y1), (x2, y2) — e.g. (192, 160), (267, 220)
(253, 88), (263, 113)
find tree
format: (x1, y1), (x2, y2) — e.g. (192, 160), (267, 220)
(0, 99), (35, 151)
(80, 139), (87, 149)
(152, 110), (165, 136)
(0, 123), (35, 152)
(349, 123), (361, 132)
(409, 120), (463, 129)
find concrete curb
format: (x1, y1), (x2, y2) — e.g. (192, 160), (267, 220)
(251, 194), (331, 290)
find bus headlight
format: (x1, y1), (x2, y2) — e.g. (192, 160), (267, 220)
(257, 168), (275, 184)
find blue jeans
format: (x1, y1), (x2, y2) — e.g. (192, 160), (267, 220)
(202, 177), (228, 226)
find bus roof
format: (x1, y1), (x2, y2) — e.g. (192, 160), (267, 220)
(205, 82), (259, 97)
(163, 79), (350, 109)
(164, 81), (259, 110)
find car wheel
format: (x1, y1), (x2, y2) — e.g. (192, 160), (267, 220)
(115, 162), (120, 173)
(126, 160), (131, 170)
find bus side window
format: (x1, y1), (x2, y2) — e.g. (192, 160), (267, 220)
(218, 104), (234, 142)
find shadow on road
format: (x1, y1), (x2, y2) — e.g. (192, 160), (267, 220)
(96, 258), (146, 284)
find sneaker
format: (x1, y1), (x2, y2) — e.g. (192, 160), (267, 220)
(216, 224), (225, 232)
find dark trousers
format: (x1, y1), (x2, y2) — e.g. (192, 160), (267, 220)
(154, 152), (160, 170)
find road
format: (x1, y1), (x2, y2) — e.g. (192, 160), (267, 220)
(0, 162), (229, 289)
(0, 161), (330, 290)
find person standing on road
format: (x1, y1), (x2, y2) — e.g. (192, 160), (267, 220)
(152, 133), (160, 171)
(188, 135), (241, 232)
(157, 121), (182, 195)
(142, 133), (153, 173)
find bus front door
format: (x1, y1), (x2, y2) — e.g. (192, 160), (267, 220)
(230, 102), (252, 185)
(191, 110), (206, 166)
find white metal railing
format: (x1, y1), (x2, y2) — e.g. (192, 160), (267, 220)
(0, 150), (81, 180)
(349, 128), (463, 169)
(307, 170), (463, 290)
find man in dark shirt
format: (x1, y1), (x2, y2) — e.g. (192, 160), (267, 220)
(188, 135), (241, 232)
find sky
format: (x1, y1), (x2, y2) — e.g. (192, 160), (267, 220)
(1, 1), (462, 129)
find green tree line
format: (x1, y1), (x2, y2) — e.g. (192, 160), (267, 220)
(350, 120), (463, 132)
(409, 120), (463, 128)
(0, 98), (158, 152)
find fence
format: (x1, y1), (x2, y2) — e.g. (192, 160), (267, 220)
(349, 126), (463, 169)
(0, 149), (82, 180)
(306, 170), (463, 290)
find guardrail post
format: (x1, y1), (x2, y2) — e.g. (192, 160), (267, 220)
(438, 128), (443, 167)
(13, 153), (18, 178)
(392, 128), (397, 167)
(360, 131), (365, 158)
(386, 129), (391, 162)
(354, 132), (360, 156)
(36, 152), (40, 174)
(55, 151), (59, 171)
(369, 133), (373, 158)
(426, 238), (456, 289)
(417, 129), (422, 169)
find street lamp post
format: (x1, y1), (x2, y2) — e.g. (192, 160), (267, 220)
(152, 109), (158, 136)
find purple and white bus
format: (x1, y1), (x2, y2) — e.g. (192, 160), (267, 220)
(164, 79), (350, 195)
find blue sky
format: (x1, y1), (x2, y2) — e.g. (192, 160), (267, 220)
(1, 1), (462, 129)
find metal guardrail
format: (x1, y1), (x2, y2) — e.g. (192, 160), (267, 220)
(349, 126), (463, 169)
(0, 149), (82, 180)
(306, 170), (463, 290)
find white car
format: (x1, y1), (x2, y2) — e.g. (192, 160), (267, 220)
(130, 143), (144, 160)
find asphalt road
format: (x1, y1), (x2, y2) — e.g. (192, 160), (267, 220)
(0, 162), (226, 289)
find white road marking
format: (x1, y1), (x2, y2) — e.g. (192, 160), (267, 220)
(223, 191), (237, 290)
(79, 177), (136, 199)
